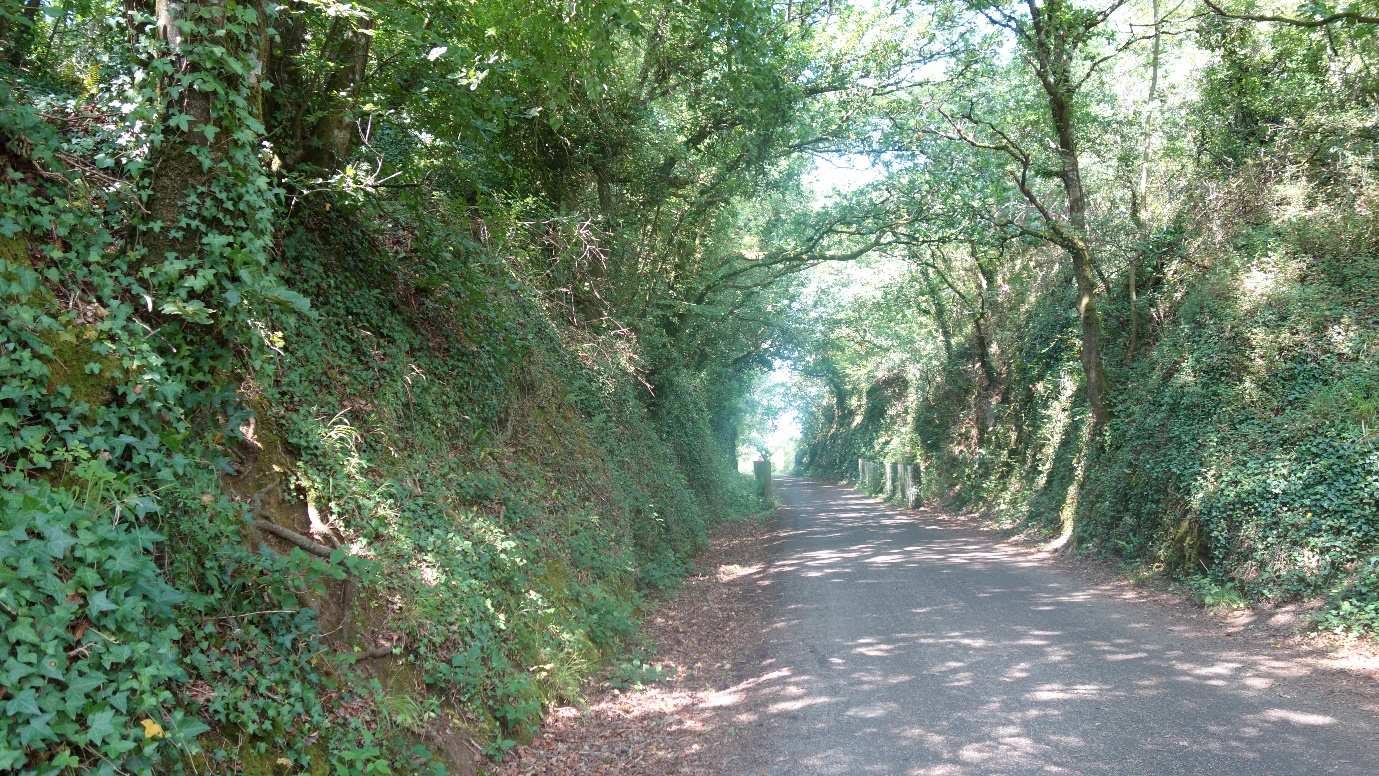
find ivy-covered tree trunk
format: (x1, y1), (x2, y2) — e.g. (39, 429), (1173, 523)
(918, 264), (955, 360)
(141, 0), (223, 267)
(137, 0), (274, 327)
(971, 254), (1001, 394)
(1050, 118), (1110, 429)
(265, 0), (309, 166)
(1068, 236), (1110, 429)
(258, 3), (370, 173)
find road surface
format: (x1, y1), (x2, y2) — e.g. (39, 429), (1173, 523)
(730, 477), (1378, 775)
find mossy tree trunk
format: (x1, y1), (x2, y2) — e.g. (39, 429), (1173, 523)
(302, 15), (372, 171)
(1025, 0), (1114, 431)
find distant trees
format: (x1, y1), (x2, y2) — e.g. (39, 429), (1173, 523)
(790, 0), (1379, 638)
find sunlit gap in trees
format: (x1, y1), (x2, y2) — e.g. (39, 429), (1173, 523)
(738, 364), (805, 475)
(743, 155), (916, 475)
(805, 152), (884, 202)
(736, 151), (904, 476)
(802, 151), (907, 299)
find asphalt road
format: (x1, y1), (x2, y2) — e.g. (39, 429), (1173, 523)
(735, 477), (1378, 776)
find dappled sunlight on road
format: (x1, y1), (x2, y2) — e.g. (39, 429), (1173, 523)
(688, 477), (1379, 776)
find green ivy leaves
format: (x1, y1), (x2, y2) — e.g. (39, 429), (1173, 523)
(0, 483), (200, 773)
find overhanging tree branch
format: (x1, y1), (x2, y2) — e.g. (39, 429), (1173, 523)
(1201, 0), (1379, 26)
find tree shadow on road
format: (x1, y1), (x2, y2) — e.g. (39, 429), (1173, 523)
(497, 477), (1377, 776)
(698, 477), (1379, 776)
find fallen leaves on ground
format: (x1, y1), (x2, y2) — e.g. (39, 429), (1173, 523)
(493, 517), (776, 776)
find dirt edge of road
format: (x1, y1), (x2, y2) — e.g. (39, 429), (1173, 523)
(491, 513), (778, 775)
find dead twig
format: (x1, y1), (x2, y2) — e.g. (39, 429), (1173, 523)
(253, 518), (337, 559)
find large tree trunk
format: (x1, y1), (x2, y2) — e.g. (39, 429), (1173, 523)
(302, 16), (371, 171)
(265, 0), (309, 166)
(1020, 0), (1112, 431)
(1069, 240), (1110, 429)
(1047, 80), (1111, 430)
(971, 255), (1001, 394)
(140, 0), (268, 266)
(141, 0), (225, 266)
(970, 312), (998, 441)
(918, 264), (955, 360)
(1127, 0), (1163, 363)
